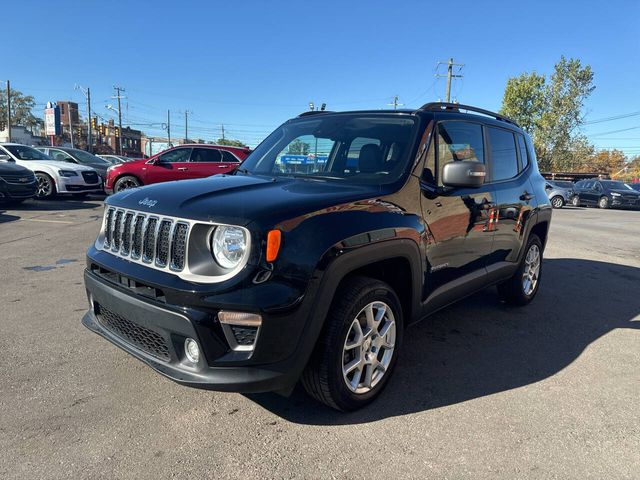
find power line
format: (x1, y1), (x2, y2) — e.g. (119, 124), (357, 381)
(583, 110), (640, 125)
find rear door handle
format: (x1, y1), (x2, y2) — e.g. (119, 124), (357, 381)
(520, 192), (535, 201)
(178, 167), (188, 171)
(217, 164), (229, 168)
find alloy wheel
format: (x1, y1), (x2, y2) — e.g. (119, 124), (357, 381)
(36, 174), (52, 198)
(342, 301), (396, 394)
(116, 178), (139, 192)
(522, 244), (541, 296)
(552, 196), (564, 208)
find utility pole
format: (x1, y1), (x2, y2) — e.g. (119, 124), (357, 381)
(167, 110), (171, 146)
(387, 95), (403, 110)
(112, 86), (125, 154)
(184, 110), (191, 143)
(435, 57), (464, 103)
(221, 124), (225, 141)
(68, 105), (74, 148)
(6, 80), (11, 142)
(75, 85), (92, 152)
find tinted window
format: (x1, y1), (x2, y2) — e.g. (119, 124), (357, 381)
(191, 148), (222, 162)
(158, 148), (191, 163)
(436, 121), (484, 185)
(48, 149), (73, 161)
(516, 134), (529, 169)
(221, 150), (240, 163)
(487, 127), (518, 181)
(4, 145), (52, 160)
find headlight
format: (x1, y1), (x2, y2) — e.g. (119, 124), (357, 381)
(211, 226), (247, 269)
(611, 192), (621, 197)
(58, 169), (78, 177)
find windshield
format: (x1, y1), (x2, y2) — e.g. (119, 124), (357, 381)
(240, 113), (418, 185)
(601, 180), (633, 190)
(71, 149), (110, 165)
(4, 145), (52, 161)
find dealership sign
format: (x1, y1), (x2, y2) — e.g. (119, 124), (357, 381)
(44, 102), (61, 136)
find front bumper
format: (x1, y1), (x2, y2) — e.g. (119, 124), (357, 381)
(81, 265), (315, 393)
(57, 177), (103, 194)
(611, 196), (640, 208)
(0, 180), (37, 200)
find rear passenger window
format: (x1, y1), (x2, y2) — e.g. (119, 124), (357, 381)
(487, 127), (518, 181)
(221, 151), (240, 163)
(436, 122), (484, 186)
(516, 134), (529, 169)
(191, 148), (222, 162)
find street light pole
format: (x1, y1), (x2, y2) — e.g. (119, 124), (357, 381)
(6, 80), (11, 142)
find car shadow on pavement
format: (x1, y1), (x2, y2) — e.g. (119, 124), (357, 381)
(0, 210), (21, 223)
(247, 258), (640, 424)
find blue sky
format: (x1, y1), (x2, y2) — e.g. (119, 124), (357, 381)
(6, 0), (640, 155)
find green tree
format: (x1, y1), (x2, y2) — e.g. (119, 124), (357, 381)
(499, 72), (546, 134)
(500, 56), (595, 172)
(0, 88), (42, 131)
(288, 138), (310, 155)
(214, 138), (247, 147)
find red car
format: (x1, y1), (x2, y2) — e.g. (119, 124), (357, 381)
(104, 144), (251, 193)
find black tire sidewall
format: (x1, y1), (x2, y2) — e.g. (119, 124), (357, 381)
(327, 282), (403, 410)
(114, 176), (140, 192)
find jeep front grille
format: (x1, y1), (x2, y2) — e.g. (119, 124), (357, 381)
(102, 207), (190, 273)
(97, 206), (251, 283)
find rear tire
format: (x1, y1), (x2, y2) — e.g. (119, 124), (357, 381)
(301, 276), (403, 411)
(114, 175), (141, 193)
(35, 173), (56, 199)
(598, 196), (609, 209)
(551, 196), (564, 209)
(498, 234), (543, 306)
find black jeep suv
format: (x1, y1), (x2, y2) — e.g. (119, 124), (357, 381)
(82, 103), (552, 411)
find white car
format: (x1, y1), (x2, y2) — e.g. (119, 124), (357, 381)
(0, 143), (103, 199)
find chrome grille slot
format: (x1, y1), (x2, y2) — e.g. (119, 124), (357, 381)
(131, 215), (145, 259)
(104, 208), (115, 247)
(155, 220), (173, 267)
(121, 213), (134, 254)
(112, 210), (124, 251)
(142, 217), (158, 263)
(170, 223), (189, 271)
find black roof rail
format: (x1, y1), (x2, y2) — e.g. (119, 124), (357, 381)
(419, 102), (519, 127)
(298, 110), (334, 117)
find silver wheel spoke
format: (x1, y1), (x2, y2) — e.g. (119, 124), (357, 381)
(363, 362), (375, 389)
(343, 358), (361, 375)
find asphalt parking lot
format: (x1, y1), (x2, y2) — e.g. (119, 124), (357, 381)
(1, 199), (638, 479)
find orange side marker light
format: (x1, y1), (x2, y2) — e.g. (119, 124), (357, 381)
(266, 230), (281, 262)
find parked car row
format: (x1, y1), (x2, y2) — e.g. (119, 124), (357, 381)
(545, 178), (640, 210)
(0, 142), (252, 203)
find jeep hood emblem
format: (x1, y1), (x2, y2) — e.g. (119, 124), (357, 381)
(138, 197), (158, 207)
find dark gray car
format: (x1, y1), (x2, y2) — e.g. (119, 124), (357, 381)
(36, 146), (110, 181)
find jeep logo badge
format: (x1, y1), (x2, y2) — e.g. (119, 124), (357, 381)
(138, 197), (158, 207)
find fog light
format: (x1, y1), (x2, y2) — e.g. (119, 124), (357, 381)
(184, 338), (200, 363)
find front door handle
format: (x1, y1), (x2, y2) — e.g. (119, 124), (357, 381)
(217, 164), (228, 168)
(520, 192), (535, 201)
(178, 167), (188, 171)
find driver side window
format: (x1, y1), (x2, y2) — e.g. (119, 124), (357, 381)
(436, 122), (484, 186)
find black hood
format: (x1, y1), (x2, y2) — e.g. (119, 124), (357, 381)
(107, 174), (387, 226)
(611, 189), (640, 196)
(0, 161), (32, 175)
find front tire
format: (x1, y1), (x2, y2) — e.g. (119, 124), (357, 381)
(35, 173), (56, 199)
(571, 195), (580, 207)
(551, 196), (565, 209)
(302, 276), (403, 411)
(113, 175), (141, 193)
(497, 234), (543, 306)
(598, 196), (609, 209)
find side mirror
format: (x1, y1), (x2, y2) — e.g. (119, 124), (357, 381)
(545, 184), (552, 190)
(442, 161), (486, 188)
